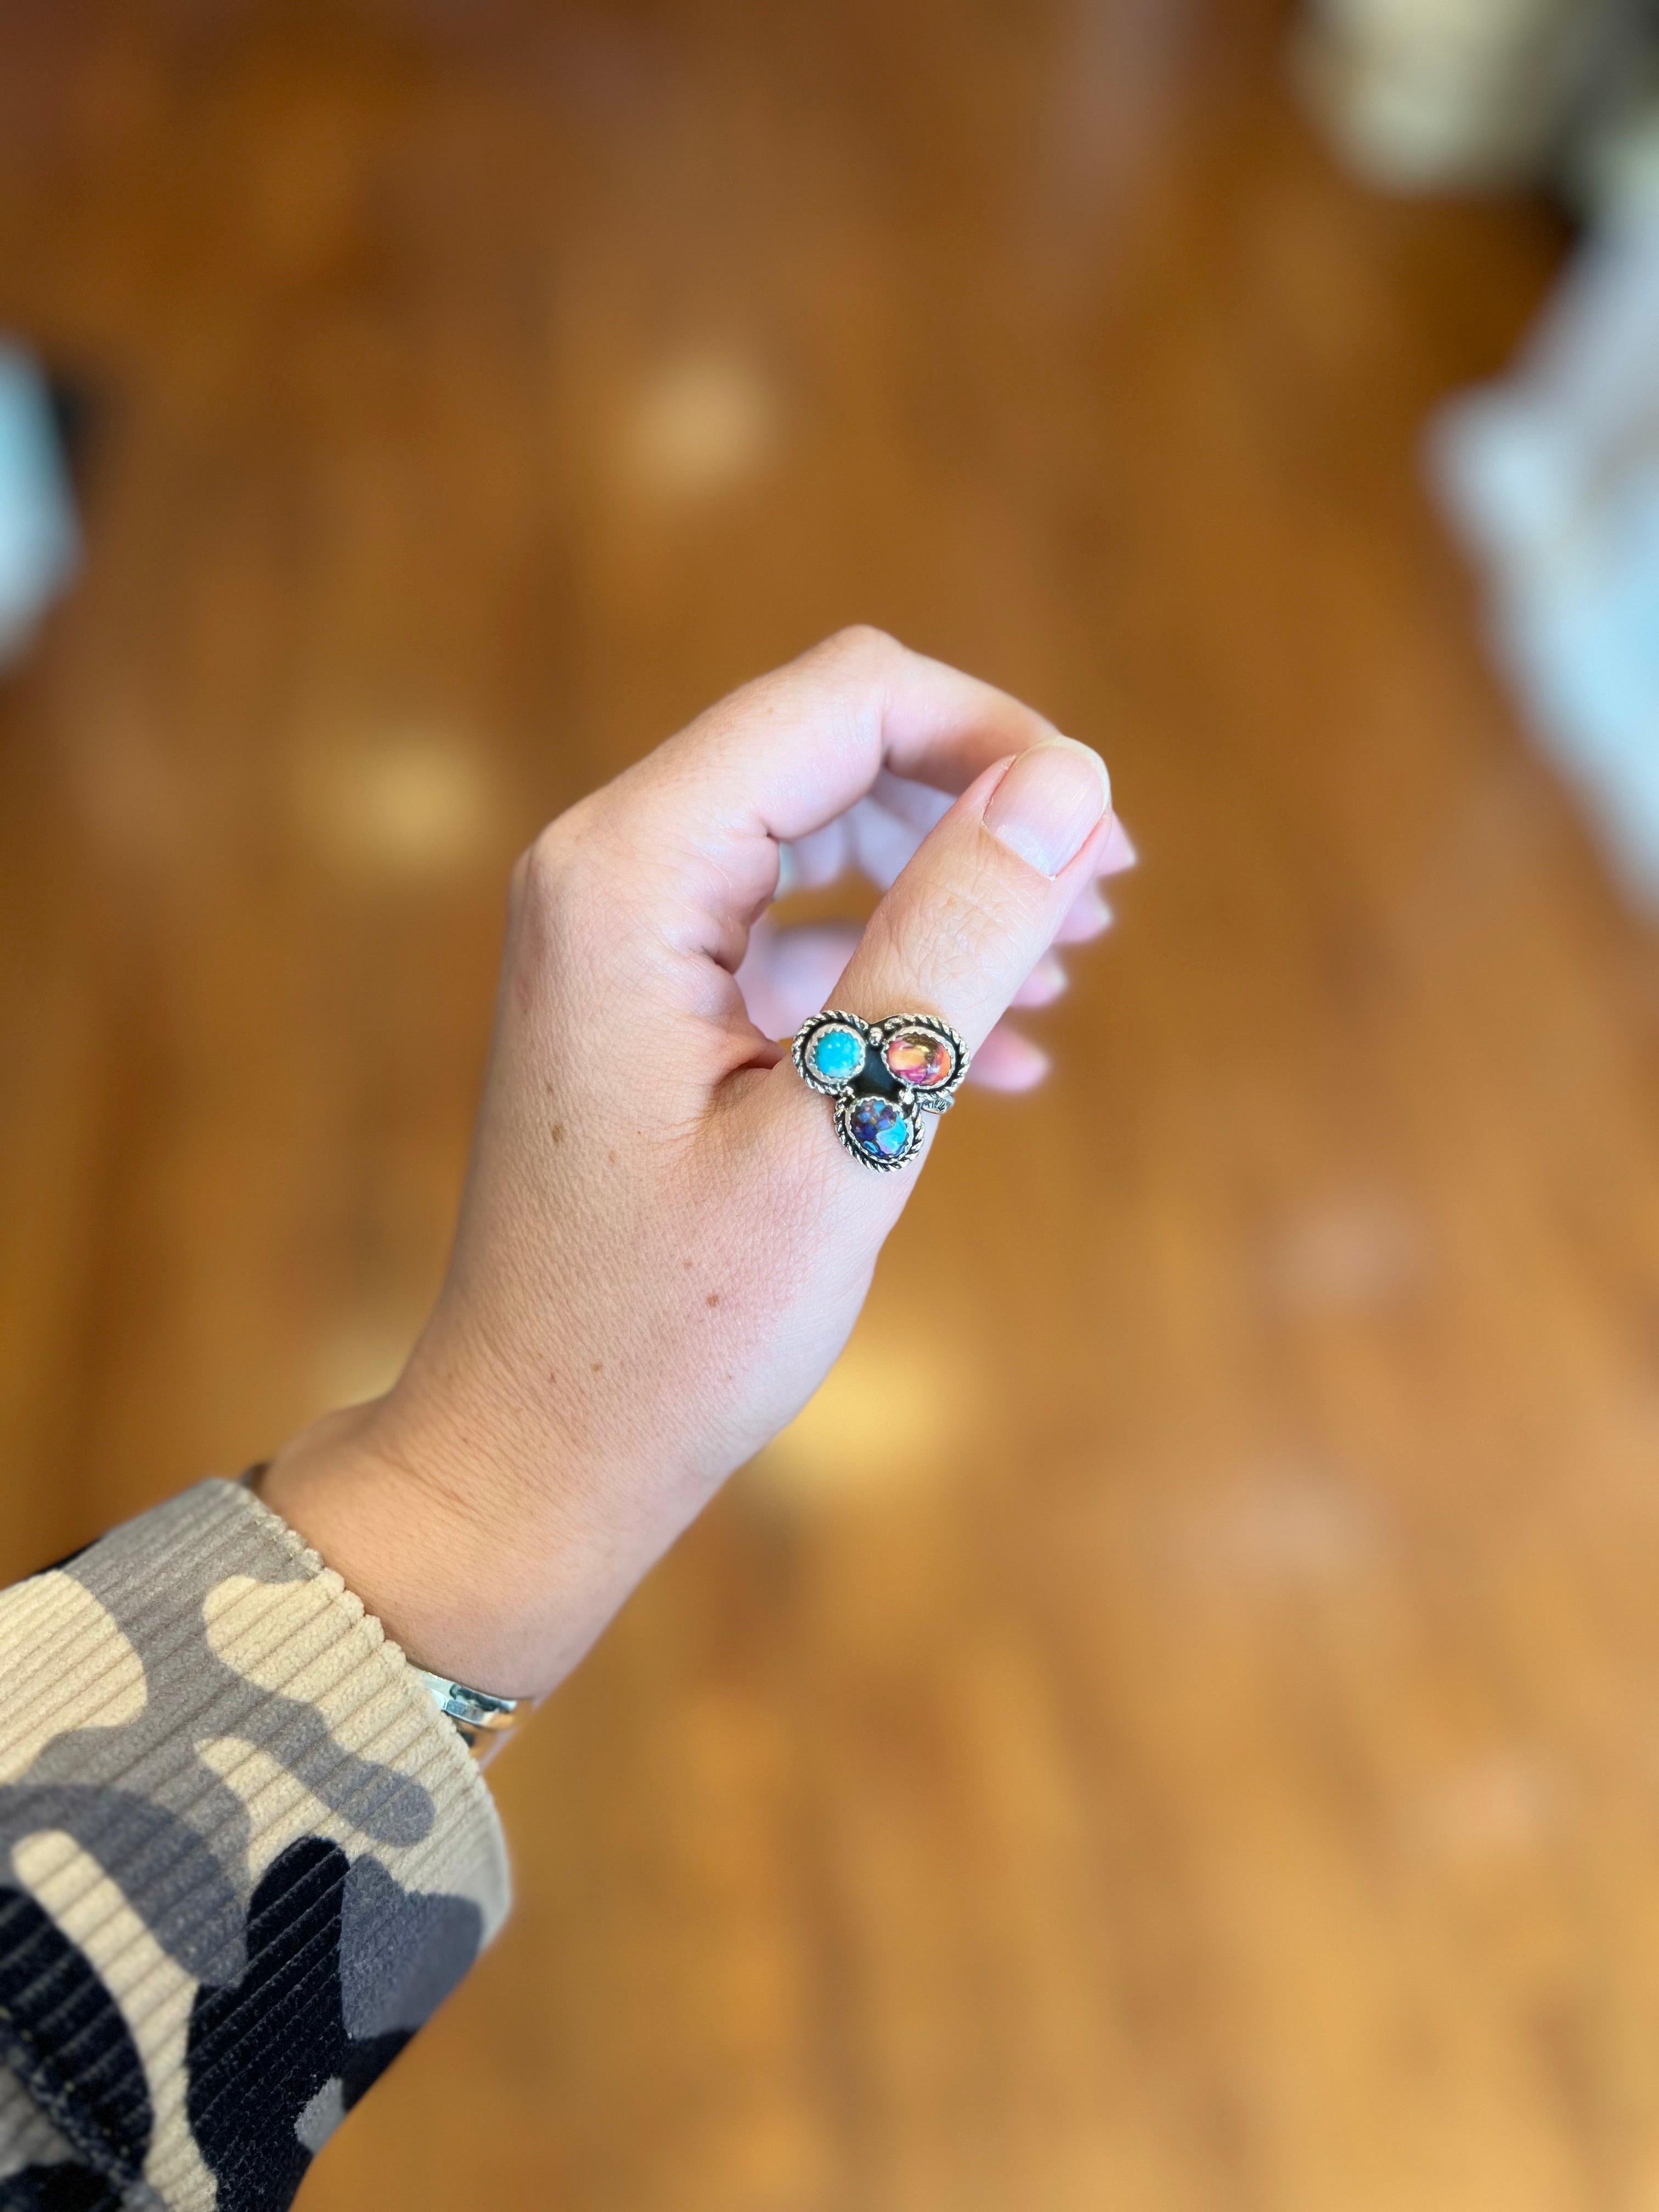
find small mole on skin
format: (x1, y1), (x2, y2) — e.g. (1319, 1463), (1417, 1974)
(706, 1292), (720, 1308)
(591, 1362), (603, 1375)
(550, 1122), (565, 1144)
(608, 1148), (617, 1164)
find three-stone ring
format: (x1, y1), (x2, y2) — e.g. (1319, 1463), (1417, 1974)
(791, 1009), (969, 1171)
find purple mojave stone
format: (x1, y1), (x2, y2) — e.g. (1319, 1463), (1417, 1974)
(883, 1028), (954, 1089)
(847, 1095), (912, 1163)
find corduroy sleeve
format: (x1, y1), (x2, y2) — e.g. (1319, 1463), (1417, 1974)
(0, 1477), (511, 2211)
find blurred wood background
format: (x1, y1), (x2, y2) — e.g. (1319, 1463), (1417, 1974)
(12, 2), (1659, 2207)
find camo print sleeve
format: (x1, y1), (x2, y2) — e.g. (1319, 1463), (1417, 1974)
(0, 1476), (511, 2212)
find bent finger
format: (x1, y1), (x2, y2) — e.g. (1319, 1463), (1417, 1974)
(589, 628), (1073, 957)
(829, 742), (1111, 1050)
(751, 738), (1109, 1186)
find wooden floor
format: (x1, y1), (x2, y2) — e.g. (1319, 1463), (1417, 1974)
(15, 3), (1659, 2207)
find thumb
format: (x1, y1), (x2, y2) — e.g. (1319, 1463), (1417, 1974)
(758, 736), (1113, 1175)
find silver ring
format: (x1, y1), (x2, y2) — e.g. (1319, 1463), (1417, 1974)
(408, 1665), (526, 1764)
(791, 1009), (968, 1171)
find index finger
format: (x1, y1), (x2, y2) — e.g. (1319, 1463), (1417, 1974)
(594, 628), (1070, 949)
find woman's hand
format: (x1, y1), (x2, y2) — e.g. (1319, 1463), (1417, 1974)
(260, 629), (1127, 1698)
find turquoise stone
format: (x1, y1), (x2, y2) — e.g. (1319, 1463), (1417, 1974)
(848, 1096), (911, 1161)
(808, 1025), (865, 1085)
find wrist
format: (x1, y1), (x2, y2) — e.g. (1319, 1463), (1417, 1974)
(257, 1396), (609, 1701)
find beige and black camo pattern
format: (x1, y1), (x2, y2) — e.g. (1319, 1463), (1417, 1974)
(0, 1479), (509, 2211)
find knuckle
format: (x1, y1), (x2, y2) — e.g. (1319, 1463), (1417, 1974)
(815, 622), (903, 671)
(889, 861), (998, 980)
(506, 847), (533, 920)
(895, 899), (983, 1001)
(513, 808), (605, 938)
(522, 800), (597, 893)
(868, 847), (1041, 1016)
(517, 825), (573, 911)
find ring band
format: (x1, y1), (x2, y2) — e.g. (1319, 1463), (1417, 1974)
(241, 1469), (531, 1766)
(792, 1009), (968, 1171)
(408, 1667), (527, 1764)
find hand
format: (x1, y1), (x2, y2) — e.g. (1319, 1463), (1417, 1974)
(260, 629), (1127, 1698)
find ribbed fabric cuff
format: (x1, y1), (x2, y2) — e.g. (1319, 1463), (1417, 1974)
(0, 1478), (511, 2209)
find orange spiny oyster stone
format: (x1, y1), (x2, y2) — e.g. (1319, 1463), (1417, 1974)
(883, 1028), (954, 1089)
